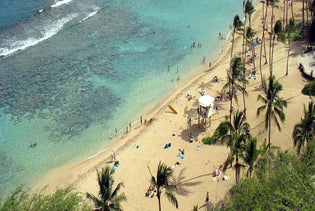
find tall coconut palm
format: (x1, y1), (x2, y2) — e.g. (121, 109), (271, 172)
(268, 0), (279, 75)
(290, 0), (295, 20)
(148, 161), (178, 211)
(241, 137), (260, 178)
(222, 57), (247, 122)
(227, 110), (249, 183)
(230, 15), (243, 59)
(259, 0), (268, 87)
(257, 75), (287, 151)
(245, 26), (257, 76)
(271, 20), (283, 75)
(242, 1), (255, 64)
(292, 101), (315, 156)
(87, 166), (126, 211)
(285, 18), (296, 75)
(245, 0), (255, 28)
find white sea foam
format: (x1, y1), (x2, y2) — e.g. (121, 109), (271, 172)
(79, 9), (99, 23)
(0, 16), (75, 57)
(50, 0), (73, 8)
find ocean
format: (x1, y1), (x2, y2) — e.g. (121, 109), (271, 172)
(0, 0), (244, 195)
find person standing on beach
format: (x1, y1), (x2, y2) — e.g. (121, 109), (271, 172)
(111, 150), (116, 162)
(205, 191), (209, 202)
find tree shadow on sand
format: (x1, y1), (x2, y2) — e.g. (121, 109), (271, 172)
(171, 168), (204, 196)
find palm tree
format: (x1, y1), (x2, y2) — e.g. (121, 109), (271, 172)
(87, 166), (126, 211)
(271, 20), (283, 75)
(257, 75), (287, 151)
(226, 110), (250, 183)
(245, 26), (257, 76)
(259, 0), (268, 87)
(245, 0), (255, 27)
(222, 57), (247, 122)
(285, 18), (296, 75)
(148, 161), (178, 211)
(242, 1), (255, 64)
(241, 137), (260, 178)
(230, 15), (243, 59)
(292, 101), (315, 156)
(268, 0), (279, 75)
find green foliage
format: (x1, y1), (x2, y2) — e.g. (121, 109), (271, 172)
(149, 161), (178, 211)
(0, 187), (91, 211)
(202, 122), (230, 145)
(302, 80), (315, 96)
(202, 136), (216, 145)
(222, 150), (315, 210)
(274, 20), (283, 35)
(87, 166), (126, 211)
(257, 75), (287, 150)
(292, 102), (315, 155)
(300, 141), (315, 176)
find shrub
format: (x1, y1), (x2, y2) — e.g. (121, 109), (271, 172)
(202, 137), (216, 145)
(302, 80), (315, 96)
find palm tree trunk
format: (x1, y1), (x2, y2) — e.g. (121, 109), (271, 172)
(286, 39), (291, 75)
(242, 17), (247, 66)
(269, 5), (275, 76)
(158, 194), (162, 211)
(286, 0), (289, 27)
(259, 36), (264, 87)
(271, 35), (276, 74)
(229, 86), (234, 123)
(283, 0), (286, 30)
(291, 0), (294, 20)
(306, 0), (309, 26)
(251, 38), (257, 73)
(235, 153), (240, 183)
(259, 2), (268, 87)
(268, 112), (271, 151)
(302, 0), (305, 38)
(231, 29), (236, 60)
(242, 80), (246, 111)
(263, 3), (269, 65)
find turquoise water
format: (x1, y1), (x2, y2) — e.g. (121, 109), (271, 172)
(0, 0), (244, 195)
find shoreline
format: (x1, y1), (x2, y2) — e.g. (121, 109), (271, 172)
(35, 6), (238, 193)
(35, 1), (309, 210)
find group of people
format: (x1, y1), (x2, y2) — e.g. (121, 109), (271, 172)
(218, 32), (226, 40)
(191, 41), (202, 48)
(145, 185), (156, 198)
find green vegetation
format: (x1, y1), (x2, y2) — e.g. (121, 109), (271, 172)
(302, 80), (315, 95)
(148, 161), (178, 211)
(221, 145), (315, 210)
(0, 187), (91, 211)
(257, 75), (287, 150)
(202, 122), (229, 145)
(293, 102), (315, 155)
(86, 166), (126, 211)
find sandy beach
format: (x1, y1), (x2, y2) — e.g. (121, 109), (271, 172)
(35, 1), (309, 210)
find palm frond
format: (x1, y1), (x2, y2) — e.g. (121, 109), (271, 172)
(164, 191), (178, 208)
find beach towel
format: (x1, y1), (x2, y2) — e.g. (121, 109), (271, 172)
(177, 153), (184, 159)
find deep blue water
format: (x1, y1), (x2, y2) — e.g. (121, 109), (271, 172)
(0, 0), (244, 196)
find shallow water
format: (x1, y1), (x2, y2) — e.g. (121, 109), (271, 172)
(0, 0), (244, 195)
